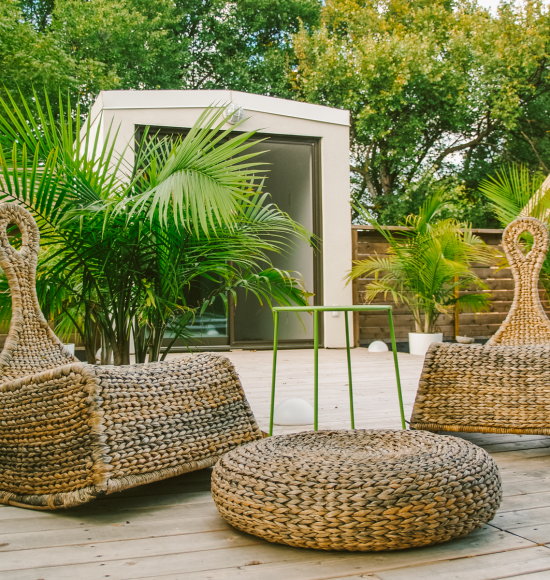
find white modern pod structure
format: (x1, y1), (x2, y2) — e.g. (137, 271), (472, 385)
(87, 90), (351, 350)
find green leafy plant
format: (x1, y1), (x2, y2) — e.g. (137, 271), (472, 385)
(479, 163), (550, 297)
(292, 0), (550, 225)
(479, 165), (549, 225)
(0, 92), (312, 364)
(347, 194), (494, 334)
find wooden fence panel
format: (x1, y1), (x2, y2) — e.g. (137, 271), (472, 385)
(351, 226), (550, 345)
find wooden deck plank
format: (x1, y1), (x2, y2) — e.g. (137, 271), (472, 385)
(501, 523), (550, 544)
(0, 544), (349, 580)
(489, 449), (550, 462)
(133, 545), (550, 580)
(500, 479), (550, 498)
(479, 439), (550, 453)
(504, 573), (550, 579)
(492, 507), (550, 529)
(0, 501), (222, 535)
(0, 528), (261, 572)
(499, 492), (550, 513)
(0, 527), (533, 580)
(0, 490), (215, 523)
(3, 349), (550, 580)
(0, 515), (231, 551)
(496, 468), (550, 484)
(373, 547), (550, 580)
(447, 433), (550, 446)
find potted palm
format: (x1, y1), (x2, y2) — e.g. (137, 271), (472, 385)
(0, 95), (312, 364)
(348, 195), (494, 355)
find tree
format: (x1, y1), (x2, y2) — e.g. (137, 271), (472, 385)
(18, 0), (54, 32)
(14, 0), (321, 106)
(0, 0), (76, 102)
(169, 0), (322, 95)
(292, 0), (550, 225)
(50, 0), (181, 105)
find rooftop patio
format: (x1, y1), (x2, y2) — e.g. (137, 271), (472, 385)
(1, 348), (550, 580)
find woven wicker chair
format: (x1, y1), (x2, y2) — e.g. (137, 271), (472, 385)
(0, 203), (262, 510)
(411, 216), (550, 435)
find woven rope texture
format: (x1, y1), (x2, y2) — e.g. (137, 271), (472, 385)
(487, 217), (550, 346)
(411, 342), (550, 434)
(411, 217), (550, 435)
(212, 429), (502, 551)
(0, 204), (262, 509)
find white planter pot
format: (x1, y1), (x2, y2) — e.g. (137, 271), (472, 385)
(409, 332), (443, 356)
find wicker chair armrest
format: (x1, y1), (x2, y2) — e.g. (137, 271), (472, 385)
(0, 362), (109, 508)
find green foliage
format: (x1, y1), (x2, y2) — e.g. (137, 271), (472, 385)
(292, 0), (550, 225)
(479, 165), (548, 226)
(0, 93), (311, 364)
(18, 0), (54, 32)
(479, 163), (550, 297)
(127, 110), (267, 234)
(348, 194), (494, 333)
(0, 0), (76, 101)
(9, 0), (321, 107)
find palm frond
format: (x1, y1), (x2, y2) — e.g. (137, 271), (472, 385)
(479, 165), (547, 226)
(121, 106), (268, 235)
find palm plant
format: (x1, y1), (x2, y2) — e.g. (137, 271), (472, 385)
(0, 92), (311, 364)
(348, 195), (494, 334)
(479, 164), (550, 297)
(479, 164), (549, 226)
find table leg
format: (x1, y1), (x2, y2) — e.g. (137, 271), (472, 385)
(388, 309), (406, 429)
(313, 310), (319, 431)
(345, 310), (355, 429)
(269, 310), (279, 436)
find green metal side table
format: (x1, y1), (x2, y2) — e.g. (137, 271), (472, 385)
(269, 305), (406, 435)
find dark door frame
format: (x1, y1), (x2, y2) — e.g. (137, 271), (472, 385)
(135, 126), (324, 350)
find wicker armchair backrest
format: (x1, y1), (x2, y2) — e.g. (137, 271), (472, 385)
(487, 216), (550, 346)
(0, 204), (76, 384)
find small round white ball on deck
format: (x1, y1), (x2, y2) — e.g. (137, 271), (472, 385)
(273, 398), (314, 426)
(368, 340), (389, 352)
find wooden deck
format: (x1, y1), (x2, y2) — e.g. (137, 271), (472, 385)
(2, 348), (550, 580)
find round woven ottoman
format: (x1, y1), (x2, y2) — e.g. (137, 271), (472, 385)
(211, 429), (502, 551)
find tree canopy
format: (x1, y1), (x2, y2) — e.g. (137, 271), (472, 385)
(292, 0), (550, 225)
(1, 0), (76, 98)
(4, 0), (550, 226)
(7, 0), (321, 107)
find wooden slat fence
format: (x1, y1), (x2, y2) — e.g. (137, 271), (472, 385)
(351, 225), (550, 345)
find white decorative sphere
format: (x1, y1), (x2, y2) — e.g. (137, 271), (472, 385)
(273, 398), (314, 426)
(223, 102), (244, 125)
(368, 340), (389, 353)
